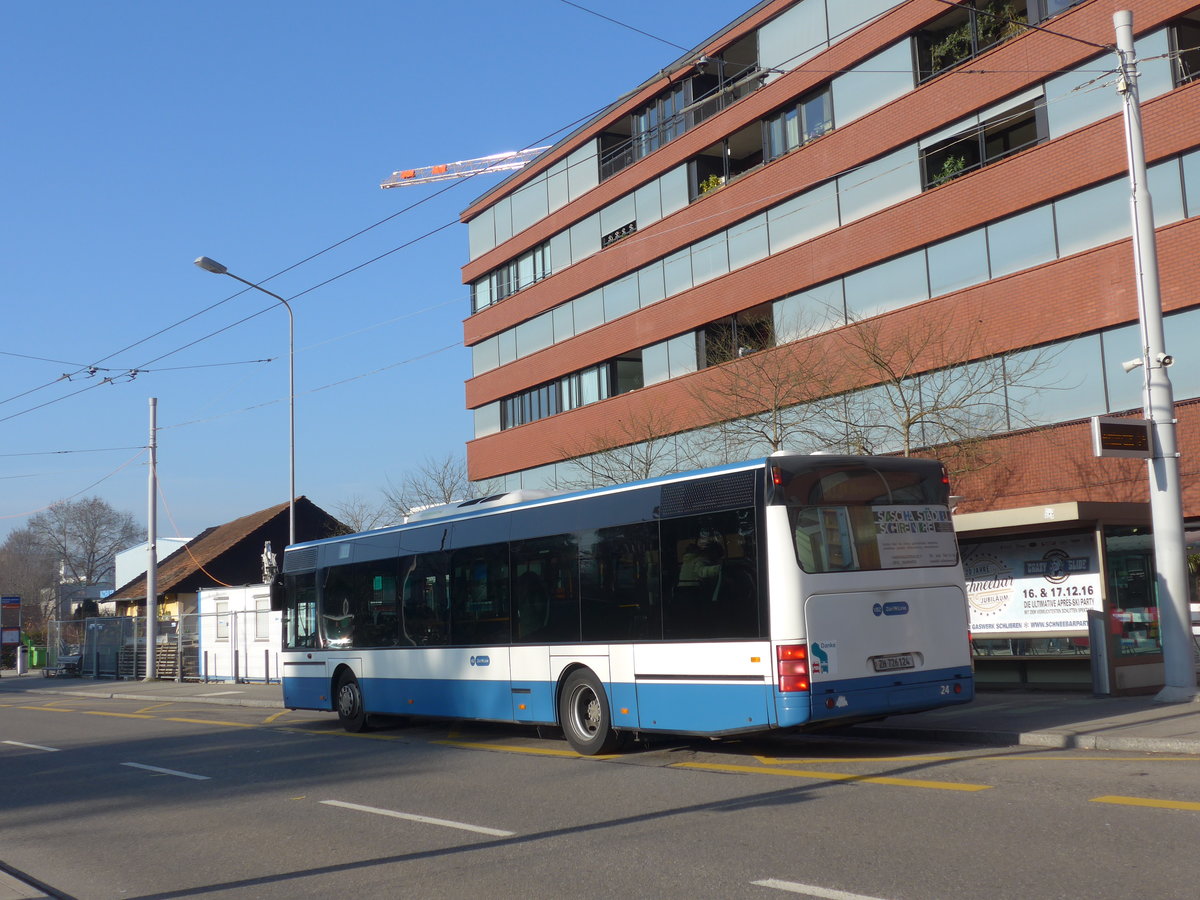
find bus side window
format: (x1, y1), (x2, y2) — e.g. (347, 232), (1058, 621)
(450, 543), (510, 645)
(662, 509), (761, 639)
(512, 534), (581, 643)
(402, 553), (449, 646)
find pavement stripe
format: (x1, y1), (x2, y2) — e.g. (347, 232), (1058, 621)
(122, 762), (210, 781)
(3, 740), (61, 752)
(83, 711), (155, 719)
(674, 761), (991, 791)
(1091, 794), (1200, 811)
(434, 739), (594, 758)
(752, 878), (891, 899)
(320, 799), (514, 836)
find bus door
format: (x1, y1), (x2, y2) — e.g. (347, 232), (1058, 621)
(446, 539), (513, 721)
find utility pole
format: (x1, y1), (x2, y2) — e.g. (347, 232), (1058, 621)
(145, 397), (158, 681)
(1113, 11), (1197, 702)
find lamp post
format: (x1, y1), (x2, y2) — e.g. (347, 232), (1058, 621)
(194, 256), (296, 546)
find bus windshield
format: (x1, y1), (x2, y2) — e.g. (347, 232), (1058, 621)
(773, 459), (958, 573)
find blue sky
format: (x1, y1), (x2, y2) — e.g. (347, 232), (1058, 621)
(0, 0), (738, 543)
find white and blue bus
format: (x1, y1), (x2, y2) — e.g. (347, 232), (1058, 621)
(275, 453), (973, 754)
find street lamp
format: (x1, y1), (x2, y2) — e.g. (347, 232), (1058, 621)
(193, 256), (295, 546)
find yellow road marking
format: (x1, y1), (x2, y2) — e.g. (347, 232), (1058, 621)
(756, 754), (960, 765)
(1091, 794), (1200, 811)
(263, 711), (288, 724)
(135, 703), (173, 714)
(164, 717), (255, 728)
(435, 739), (613, 759)
(83, 711), (156, 719)
(674, 761), (991, 791)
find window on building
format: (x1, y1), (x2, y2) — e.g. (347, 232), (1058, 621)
(215, 599), (230, 642)
(921, 98), (1046, 187)
(915, 1), (1031, 82)
(600, 33), (761, 182)
(1171, 14), (1200, 86)
(699, 305), (775, 367)
(254, 595), (271, 641)
(764, 86), (833, 161)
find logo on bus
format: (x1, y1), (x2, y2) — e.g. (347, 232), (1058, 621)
(872, 602), (909, 616)
(470, 655), (491, 667)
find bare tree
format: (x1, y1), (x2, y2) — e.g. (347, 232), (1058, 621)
(556, 406), (688, 489)
(683, 310), (842, 462)
(382, 454), (504, 519)
(329, 495), (398, 534)
(27, 497), (140, 588)
(831, 309), (1060, 471)
(0, 527), (59, 638)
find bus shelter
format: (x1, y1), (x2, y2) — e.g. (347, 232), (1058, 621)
(954, 501), (1197, 694)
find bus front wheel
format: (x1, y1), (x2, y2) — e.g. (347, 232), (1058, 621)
(335, 671), (369, 733)
(559, 668), (623, 755)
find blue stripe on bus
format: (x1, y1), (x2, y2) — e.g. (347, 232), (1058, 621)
(798, 665), (975, 725)
(284, 665), (973, 733)
(283, 676), (330, 712)
(634, 681), (774, 734)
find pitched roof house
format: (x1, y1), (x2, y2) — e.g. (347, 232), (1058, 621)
(110, 496), (346, 618)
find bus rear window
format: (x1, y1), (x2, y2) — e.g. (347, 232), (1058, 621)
(773, 460), (958, 572)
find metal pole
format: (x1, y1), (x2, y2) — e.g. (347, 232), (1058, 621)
(194, 258), (295, 545)
(145, 398), (158, 680)
(1113, 12), (1197, 702)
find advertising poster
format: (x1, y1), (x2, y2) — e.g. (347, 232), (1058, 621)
(872, 506), (959, 568)
(962, 533), (1102, 634)
(1, 596), (20, 642)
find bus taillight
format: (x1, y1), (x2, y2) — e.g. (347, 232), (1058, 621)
(777, 644), (809, 692)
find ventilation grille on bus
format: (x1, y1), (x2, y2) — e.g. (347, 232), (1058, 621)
(659, 469), (757, 518)
(283, 547), (318, 573)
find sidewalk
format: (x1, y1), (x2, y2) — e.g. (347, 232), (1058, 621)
(3, 669), (1200, 754)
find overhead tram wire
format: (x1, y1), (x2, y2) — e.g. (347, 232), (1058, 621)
(0, 98), (621, 423)
(0, 7), (1142, 428)
(557, 0), (692, 51)
(927, 0), (1114, 52)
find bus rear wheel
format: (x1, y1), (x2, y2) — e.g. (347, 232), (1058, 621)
(559, 669), (623, 755)
(335, 671), (369, 733)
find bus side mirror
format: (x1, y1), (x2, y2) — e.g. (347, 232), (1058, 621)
(270, 572), (286, 611)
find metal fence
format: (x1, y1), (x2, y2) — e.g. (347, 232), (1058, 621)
(45, 611), (280, 683)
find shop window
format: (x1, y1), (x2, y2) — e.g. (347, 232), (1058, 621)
(1104, 527), (1161, 657)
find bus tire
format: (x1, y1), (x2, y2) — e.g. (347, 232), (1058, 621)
(335, 671), (369, 733)
(559, 668), (622, 755)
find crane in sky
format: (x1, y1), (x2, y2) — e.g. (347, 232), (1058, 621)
(381, 147), (549, 188)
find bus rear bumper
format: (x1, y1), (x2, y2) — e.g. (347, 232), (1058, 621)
(775, 665), (974, 729)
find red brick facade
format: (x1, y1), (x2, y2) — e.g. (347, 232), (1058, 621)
(459, 0), (1200, 523)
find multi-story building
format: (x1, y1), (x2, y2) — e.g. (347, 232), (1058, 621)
(458, 0), (1200, 689)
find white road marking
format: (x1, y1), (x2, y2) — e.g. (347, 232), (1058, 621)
(320, 800), (515, 836)
(752, 879), (892, 900)
(3, 740), (60, 752)
(122, 762), (210, 780)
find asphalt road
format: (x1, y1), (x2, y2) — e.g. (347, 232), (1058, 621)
(2, 694), (1199, 899)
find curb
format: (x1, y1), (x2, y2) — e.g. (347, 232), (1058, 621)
(851, 724), (1200, 756)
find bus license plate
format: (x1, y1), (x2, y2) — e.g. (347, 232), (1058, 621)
(872, 653), (914, 672)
